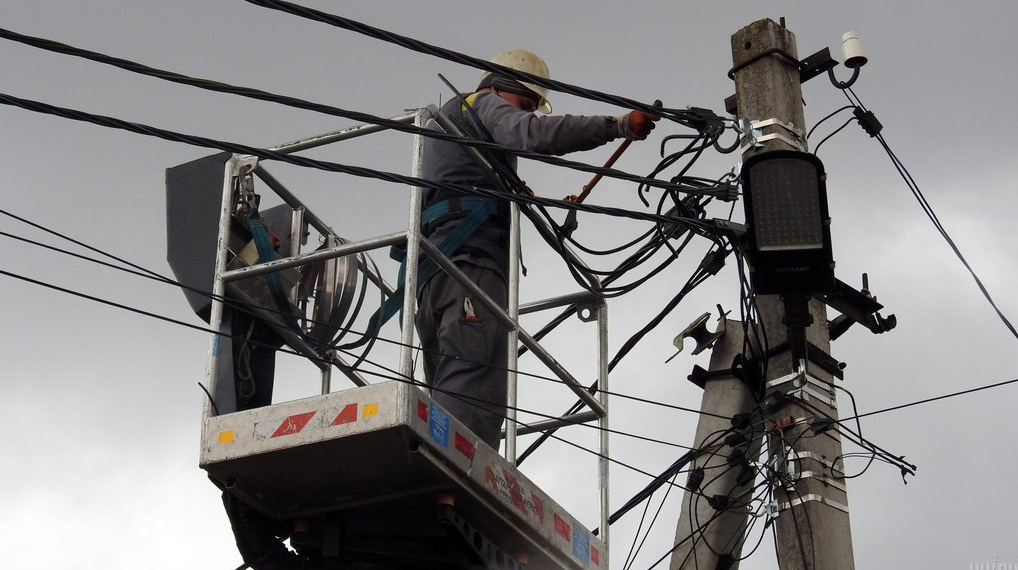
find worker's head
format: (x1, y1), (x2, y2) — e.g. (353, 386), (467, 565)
(478, 49), (552, 114)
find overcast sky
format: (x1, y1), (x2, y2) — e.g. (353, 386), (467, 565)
(2, 1), (1017, 569)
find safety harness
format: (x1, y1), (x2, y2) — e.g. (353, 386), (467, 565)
(336, 93), (516, 351)
(247, 207), (300, 332)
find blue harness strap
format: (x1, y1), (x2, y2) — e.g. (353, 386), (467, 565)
(337, 197), (499, 350)
(246, 208), (300, 331)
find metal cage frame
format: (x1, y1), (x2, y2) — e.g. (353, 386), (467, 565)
(197, 107), (613, 563)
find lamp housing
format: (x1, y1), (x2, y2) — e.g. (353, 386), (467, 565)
(740, 150), (835, 295)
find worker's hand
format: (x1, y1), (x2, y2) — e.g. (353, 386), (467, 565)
(617, 110), (659, 140)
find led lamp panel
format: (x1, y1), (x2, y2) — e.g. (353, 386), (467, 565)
(741, 150), (835, 295)
(750, 158), (824, 251)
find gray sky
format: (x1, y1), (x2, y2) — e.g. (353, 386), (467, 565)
(2, 1), (1016, 569)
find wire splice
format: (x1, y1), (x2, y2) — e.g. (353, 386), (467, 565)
(809, 417), (836, 435)
(853, 107), (882, 137)
(687, 467), (706, 492)
(731, 412), (753, 430)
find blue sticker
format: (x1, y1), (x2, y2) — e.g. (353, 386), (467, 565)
(572, 525), (589, 564)
(429, 403), (449, 448)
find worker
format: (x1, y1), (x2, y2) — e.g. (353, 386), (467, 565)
(415, 48), (658, 449)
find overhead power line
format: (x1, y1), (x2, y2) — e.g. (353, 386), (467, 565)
(0, 219), (713, 426)
(0, 262), (699, 457)
(3, 200), (729, 428)
(0, 26), (694, 195)
(840, 87), (1018, 342)
(1, 206), (728, 444)
(240, 0), (725, 132)
(845, 376), (1018, 420)
(0, 91), (719, 233)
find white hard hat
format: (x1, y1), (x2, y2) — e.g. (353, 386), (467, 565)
(480, 49), (552, 113)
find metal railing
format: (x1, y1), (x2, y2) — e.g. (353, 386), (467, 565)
(199, 107), (612, 547)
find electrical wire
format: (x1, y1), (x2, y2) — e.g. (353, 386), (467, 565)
(839, 87), (1018, 341)
(0, 206), (382, 367)
(608, 418), (766, 564)
(642, 507), (728, 570)
(1, 261), (717, 490)
(0, 91), (715, 234)
(515, 241), (730, 465)
(0, 16), (754, 559)
(788, 396), (916, 482)
(239, 0), (726, 133)
(512, 141), (736, 467)
(427, 75), (727, 304)
(0, 248), (695, 456)
(0, 26), (688, 195)
(667, 477), (772, 570)
(3, 228), (802, 565)
(0, 216), (723, 429)
(0, 86), (736, 319)
(0, 13), (904, 570)
(683, 434), (769, 562)
(621, 482), (661, 570)
(0, 22), (736, 310)
(828, 383), (877, 480)
(806, 105), (855, 141)
(846, 376), (1018, 420)
(0, 23), (738, 364)
(764, 430), (818, 570)
(621, 471), (679, 570)
(0, 207), (734, 446)
(811, 116), (855, 156)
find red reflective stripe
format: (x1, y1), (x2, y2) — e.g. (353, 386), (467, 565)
(272, 411), (316, 437)
(417, 400), (428, 421)
(454, 432), (475, 460)
(554, 514), (571, 541)
(332, 404), (358, 425)
(531, 493), (545, 525)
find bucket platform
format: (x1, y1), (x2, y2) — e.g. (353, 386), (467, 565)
(201, 381), (605, 570)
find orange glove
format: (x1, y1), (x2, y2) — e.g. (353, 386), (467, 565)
(618, 110), (659, 140)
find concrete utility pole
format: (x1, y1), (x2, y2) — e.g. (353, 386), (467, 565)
(670, 321), (761, 569)
(731, 19), (855, 570)
(672, 18), (856, 570)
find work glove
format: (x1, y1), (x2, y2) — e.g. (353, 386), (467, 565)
(617, 110), (659, 140)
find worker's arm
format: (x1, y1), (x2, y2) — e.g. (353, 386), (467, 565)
(474, 93), (618, 156)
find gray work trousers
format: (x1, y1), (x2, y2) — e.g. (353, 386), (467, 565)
(415, 262), (508, 449)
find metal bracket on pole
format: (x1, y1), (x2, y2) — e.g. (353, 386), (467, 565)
(770, 494), (851, 515)
(752, 118), (806, 139)
(767, 445), (850, 515)
(766, 369), (838, 410)
(667, 304), (729, 362)
(745, 339), (845, 381)
(797, 471), (848, 493)
(737, 118), (808, 153)
(788, 451), (844, 473)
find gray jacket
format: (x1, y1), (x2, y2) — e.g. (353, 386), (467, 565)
(420, 92), (618, 278)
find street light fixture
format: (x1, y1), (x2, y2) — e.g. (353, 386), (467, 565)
(741, 149), (835, 297)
